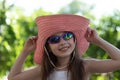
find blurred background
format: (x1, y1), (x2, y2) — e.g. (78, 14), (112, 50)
(0, 0), (120, 80)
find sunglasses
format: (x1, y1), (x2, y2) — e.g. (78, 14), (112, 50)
(47, 32), (74, 44)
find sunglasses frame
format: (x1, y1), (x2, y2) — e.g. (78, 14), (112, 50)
(47, 32), (74, 44)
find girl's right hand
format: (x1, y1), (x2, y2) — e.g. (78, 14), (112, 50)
(22, 36), (38, 54)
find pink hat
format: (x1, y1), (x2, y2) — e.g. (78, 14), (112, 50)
(34, 14), (90, 64)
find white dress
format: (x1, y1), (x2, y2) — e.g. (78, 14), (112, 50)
(48, 70), (70, 80)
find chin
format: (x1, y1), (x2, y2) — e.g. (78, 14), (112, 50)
(56, 52), (72, 58)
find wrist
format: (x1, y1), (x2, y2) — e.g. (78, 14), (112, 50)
(92, 37), (103, 45)
(21, 49), (31, 56)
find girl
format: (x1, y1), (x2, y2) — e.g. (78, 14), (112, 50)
(8, 14), (120, 80)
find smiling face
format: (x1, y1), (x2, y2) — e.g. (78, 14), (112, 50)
(46, 31), (76, 58)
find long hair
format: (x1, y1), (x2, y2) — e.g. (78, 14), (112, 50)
(41, 40), (85, 80)
(68, 44), (85, 80)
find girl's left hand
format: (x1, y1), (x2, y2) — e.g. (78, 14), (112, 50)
(85, 28), (100, 44)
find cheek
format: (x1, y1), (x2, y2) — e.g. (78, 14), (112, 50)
(69, 38), (75, 45)
(49, 44), (58, 53)
(69, 38), (76, 49)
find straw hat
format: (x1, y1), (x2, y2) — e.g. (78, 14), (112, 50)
(34, 14), (90, 64)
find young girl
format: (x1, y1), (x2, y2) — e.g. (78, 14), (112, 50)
(8, 14), (120, 80)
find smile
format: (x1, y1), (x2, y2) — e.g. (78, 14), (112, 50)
(58, 46), (70, 51)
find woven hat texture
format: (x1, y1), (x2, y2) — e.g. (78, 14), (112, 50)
(34, 14), (90, 64)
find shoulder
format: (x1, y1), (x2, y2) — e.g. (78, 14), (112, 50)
(30, 65), (42, 80)
(83, 58), (93, 73)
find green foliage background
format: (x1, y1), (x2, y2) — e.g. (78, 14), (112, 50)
(0, 0), (120, 80)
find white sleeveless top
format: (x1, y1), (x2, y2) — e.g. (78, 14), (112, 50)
(47, 70), (70, 80)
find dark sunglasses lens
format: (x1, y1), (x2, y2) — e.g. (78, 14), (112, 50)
(48, 36), (60, 44)
(63, 32), (73, 40)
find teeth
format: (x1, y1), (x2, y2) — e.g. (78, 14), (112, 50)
(61, 47), (68, 50)
(59, 47), (69, 51)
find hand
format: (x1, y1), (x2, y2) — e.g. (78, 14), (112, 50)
(23, 36), (38, 53)
(85, 28), (100, 44)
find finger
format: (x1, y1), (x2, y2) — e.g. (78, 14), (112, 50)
(87, 28), (92, 37)
(92, 29), (98, 36)
(29, 37), (35, 44)
(32, 36), (38, 43)
(88, 28), (93, 35)
(34, 36), (38, 41)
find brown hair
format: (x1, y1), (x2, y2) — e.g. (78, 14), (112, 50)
(41, 42), (85, 80)
(68, 45), (85, 80)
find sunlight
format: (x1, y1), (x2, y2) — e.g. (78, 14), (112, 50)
(7, 0), (120, 18)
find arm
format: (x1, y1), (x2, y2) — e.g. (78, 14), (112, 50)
(85, 28), (120, 73)
(8, 36), (41, 80)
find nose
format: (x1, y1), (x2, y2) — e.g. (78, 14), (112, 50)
(59, 38), (67, 45)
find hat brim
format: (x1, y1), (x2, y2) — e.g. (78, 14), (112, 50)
(34, 14), (90, 64)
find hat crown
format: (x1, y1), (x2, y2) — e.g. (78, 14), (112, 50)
(34, 14), (90, 64)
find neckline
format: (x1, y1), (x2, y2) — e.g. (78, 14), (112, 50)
(53, 68), (68, 71)
(54, 69), (67, 72)
(53, 70), (68, 74)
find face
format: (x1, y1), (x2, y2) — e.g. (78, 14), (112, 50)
(46, 31), (76, 58)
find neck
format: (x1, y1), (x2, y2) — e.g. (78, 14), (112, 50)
(57, 56), (70, 66)
(54, 56), (70, 70)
